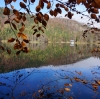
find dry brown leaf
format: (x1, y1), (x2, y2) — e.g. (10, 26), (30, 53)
(77, 0), (82, 4)
(17, 33), (27, 40)
(34, 18), (38, 24)
(44, 14), (49, 21)
(3, 7), (10, 15)
(21, 41), (26, 47)
(13, 9), (20, 16)
(13, 17), (20, 23)
(73, 77), (81, 82)
(47, 1), (51, 9)
(91, 13), (97, 19)
(8, 38), (15, 42)
(5, 0), (12, 4)
(19, 26), (25, 32)
(49, 10), (54, 16)
(36, 5), (41, 12)
(4, 20), (10, 24)
(31, 0), (35, 3)
(12, 23), (17, 30)
(39, 0), (44, 9)
(23, 0), (27, 3)
(57, 8), (62, 14)
(64, 7), (69, 12)
(64, 88), (70, 92)
(20, 2), (26, 8)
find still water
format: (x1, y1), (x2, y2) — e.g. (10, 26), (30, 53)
(0, 43), (100, 99)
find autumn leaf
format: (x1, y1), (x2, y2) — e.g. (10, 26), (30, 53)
(91, 8), (99, 14)
(21, 41), (26, 47)
(36, 5), (41, 12)
(60, 4), (65, 8)
(4, 20), (10, 24)
(17, 33), (27, 40)
(49, 10), (54, 16)
(12, 23), (17, 30)
(19, 26), (25, 32)
(95, 80), (100, 85)
(42, 20), (47, 27)
(8, 38), (15, 42)
(94, 0), (100, 7)
(5, 0), (12, 4)
(34, 18), (38, 24)
(56, 8), (62, 14)
(56, 3), (60, 7)
(13, 17), (20, 23)
(73, 77), (81, 82)
(23, 39), (29, 43)
(17, 15), (22, 20)
(64, 83), (69, 86)
(68, 12), (73, 19)
(81, 80), (87, 84)
(47, 1), (51, 9)
(14, 43), (21, 50)
(92, 83), (98, 90)
(39, 0), (44, 9)
(23, 0), (27, 3)
(3, 7), (10, 15)
(36, 34), (40, 37)
(54, 9), (58, 17)
(12, 0), (16, 2)
(64, 7), (69, 12)
(20, 2), (26, 9)
(22, 47), (29, 53)
(91, 13), (97, 19)
(44, 14), (49, 21)
(77, 0), (82, 4)
(64, 88), (70, 92)
(31, 0), (35, 3)
(13, 9), (20, 16)
(64, 83), (72, 87)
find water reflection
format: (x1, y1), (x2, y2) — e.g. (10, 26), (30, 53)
(0, 57), (100, 99)
(0, 43), (99, 73)
(0, 43), (100, 98)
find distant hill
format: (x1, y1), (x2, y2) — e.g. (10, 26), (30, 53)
(0, 7), (97, 43)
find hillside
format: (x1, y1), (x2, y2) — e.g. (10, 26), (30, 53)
(0, 7), (96, 43)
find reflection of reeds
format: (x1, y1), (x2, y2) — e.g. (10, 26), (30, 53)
(0, 43), (98, 73)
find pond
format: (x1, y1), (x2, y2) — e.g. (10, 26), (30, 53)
(0, 43), (100, 99)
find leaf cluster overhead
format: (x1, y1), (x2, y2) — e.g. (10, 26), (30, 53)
(2, 0), (100, 54)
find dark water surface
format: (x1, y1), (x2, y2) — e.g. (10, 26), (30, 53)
(0, 43), (100, 99)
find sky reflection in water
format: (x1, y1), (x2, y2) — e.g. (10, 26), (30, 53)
(0, 57), (100, 99)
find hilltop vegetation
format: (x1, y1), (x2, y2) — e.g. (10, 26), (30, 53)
(0, 7), (97, 43)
